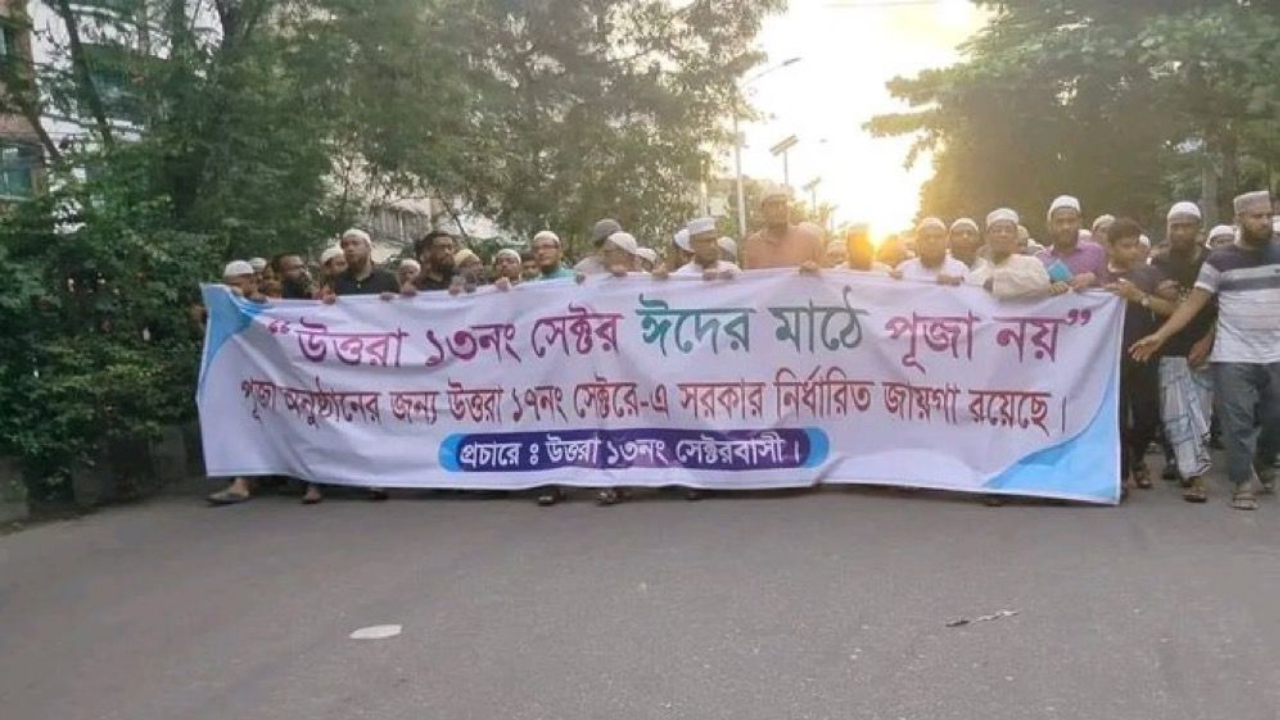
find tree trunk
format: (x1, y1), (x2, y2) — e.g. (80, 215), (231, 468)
(53, 0), (115, 149)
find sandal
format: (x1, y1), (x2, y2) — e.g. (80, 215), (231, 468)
(207, 489), (250, 506)
(1133, 464), (1153, 490)
(536, 488), (562, 507)
(1231, 487), (1258, 511)
(302, 484), (323, 505)
(596, 488), (620, 506)
(1182, 477), (1207, 504)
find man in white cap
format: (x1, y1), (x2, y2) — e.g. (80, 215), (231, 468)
(635, 247), (659, 272)
(323, 228), (400, 298)
(967, 209), (1060, 300)
(574, 218), (624, 275)
(1091, 214), (1116, 245)
(207, 261), (269, 506)
(579, 230), (639, 279)
(669, 228), (693, 270)
(742, 185), (823, 270)
(247, 257), (269, 278)
(319, 246), (347, 291)
(1207, 224), (1236, 250)
(1133, 190), (1280, 510)
(529, 231), (574, 282)
(1147, 201), (1216, 502)
(1036, 195), (1106, 288)
(717, 236), (738, 264)
(898, 217), (969, 285)
(948, 218), (989, 272)
(220, 260), (261, 299)
(397, 258), (422, 288)
(320, 229), (399, 501)
(492, 248), (523, 283)
(674, 217), (740, 278)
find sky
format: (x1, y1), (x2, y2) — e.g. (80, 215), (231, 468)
(733, 0), (987, 238)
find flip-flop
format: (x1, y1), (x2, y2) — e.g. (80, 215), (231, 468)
(207, 490), (250, 506)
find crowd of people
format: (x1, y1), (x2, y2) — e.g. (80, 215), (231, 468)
(209, 185), (1280, 511)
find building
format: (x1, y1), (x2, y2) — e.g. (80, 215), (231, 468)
(0, 0), (43, 204)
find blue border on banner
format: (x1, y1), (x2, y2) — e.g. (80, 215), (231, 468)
(981, 361), (1121, 503)
(198, 285), (265, 399)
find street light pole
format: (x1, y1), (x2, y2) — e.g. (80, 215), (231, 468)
(733, 57), (801, 238)
(734, 113), (747, 240)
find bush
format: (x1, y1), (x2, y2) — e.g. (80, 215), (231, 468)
(0, 162), (218, 498)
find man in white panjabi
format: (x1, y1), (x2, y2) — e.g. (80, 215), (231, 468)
(898, 217), (969, 284)
(968, 208), (1066, 300)
(675, 217), (741, 278)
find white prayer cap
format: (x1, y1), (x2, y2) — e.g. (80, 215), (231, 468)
(453, 248), (481, 266)
(986, 208), (1020, 228)
(247, 257), (268, 273)
(320, 246), (343, 265)
(1091, 214), (1115, 232)
(1167, 201), (1202, 222)
(1207, 224), (1235, 242)
(717, 236), (738, 259)
(605, 231), (640, 256)
(917, 217), (947, 234)
(1047, 195), (1082, 219)
(674, 228), (692, 252)
(950, 218), (979, 234)
(636, 247), (658, 265)
(494, 248), (521, 263)
(1233, 190), (1272, 215)
(687, 217), (717, 236)
(341, 227), (372, 246)
(223, 260), (255, 278)
(532, 230), (561, 247)
(399, 258), (422, 272)
(1139, 234), (1151, 248)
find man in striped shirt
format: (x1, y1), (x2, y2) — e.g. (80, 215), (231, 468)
(1132, 191), (1280, 510)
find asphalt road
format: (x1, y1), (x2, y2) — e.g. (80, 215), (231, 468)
(4, 470), (1280, 720)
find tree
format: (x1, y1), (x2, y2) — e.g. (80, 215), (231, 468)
(867, 1), (1280, 230)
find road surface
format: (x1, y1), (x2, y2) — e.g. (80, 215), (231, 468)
(3, 473), (1280, 720)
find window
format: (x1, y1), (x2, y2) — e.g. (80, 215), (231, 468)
(0, 23), (18, 59)
(0, 143), (40, 200)
(83, 44), (145, 122)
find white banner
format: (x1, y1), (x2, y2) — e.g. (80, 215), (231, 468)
(199, 269), (1123, 504)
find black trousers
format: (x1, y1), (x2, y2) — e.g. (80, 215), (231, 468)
(1119, 358), (1161, 477)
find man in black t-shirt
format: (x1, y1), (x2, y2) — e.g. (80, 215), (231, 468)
(324, 228), (400, 298)
(319, 228), (397, 502)
(1102, 219), (1177, 498)
(407, 230), (458, 293)
(1149, 202), (1217, 502)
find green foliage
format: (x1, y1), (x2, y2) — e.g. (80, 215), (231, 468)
(0, 0), (780, 492)
(0, 160), (216, 490)
(867, 1), (1280, 229)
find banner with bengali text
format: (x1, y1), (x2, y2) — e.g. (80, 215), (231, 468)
(198, 269), (1124, 504)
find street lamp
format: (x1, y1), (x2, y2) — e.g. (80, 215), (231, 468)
(802, 177), (822, 212)
(770, 135), (800, 188)
(734, 56), (801, 238)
